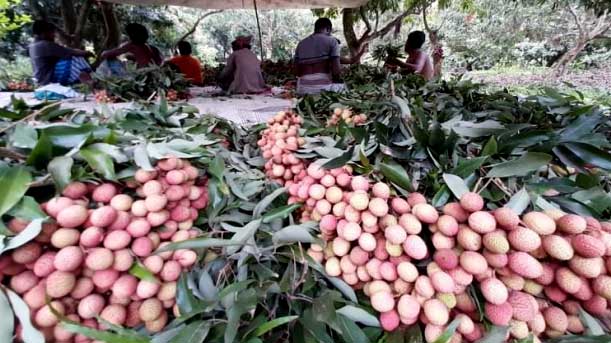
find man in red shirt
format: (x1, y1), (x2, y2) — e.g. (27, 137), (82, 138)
(167, 41), (203, 85)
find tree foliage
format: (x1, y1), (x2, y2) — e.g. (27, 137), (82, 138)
(0, 0), (29, 39)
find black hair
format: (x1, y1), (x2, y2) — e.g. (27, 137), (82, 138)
(406, 31), (426, 50)
(177, 41), (192, 55)
(32, 20), (55, 36)
(314, 18), (332, 33)
(125, 23), (149, 45)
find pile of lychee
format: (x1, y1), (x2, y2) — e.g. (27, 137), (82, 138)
(262, 115), (611, 341)
(258, 111), (306, 185)
(0, 157), (208, 342)
(326, 108), (367, 127)
(295, 170), (611, 342)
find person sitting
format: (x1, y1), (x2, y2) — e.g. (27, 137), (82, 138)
(100, 23), (163, 69)
(293, 18), (344, 95)
(293, 18), (365, 95)
(167, 41), (203, 85)
(28, 20), (93, 86)
(389, 31), (433, 81)
(218, 35), (268, 94)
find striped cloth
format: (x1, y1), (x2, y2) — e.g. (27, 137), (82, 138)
(296, 73), (346, 95)
(52, 57), (92, 85)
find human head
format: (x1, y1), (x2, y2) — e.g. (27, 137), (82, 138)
(405, 31), (426, 51)
(32, 20), (56, 40)
(233, 35), (252, 50)
(314, 18), (332, 35)
(125, 23), (149, 45)
(177, 41), (192, 56)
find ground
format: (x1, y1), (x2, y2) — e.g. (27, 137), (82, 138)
(465, 65), (611, 96)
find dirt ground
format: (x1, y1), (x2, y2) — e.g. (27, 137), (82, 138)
(465, 66), (611, 92)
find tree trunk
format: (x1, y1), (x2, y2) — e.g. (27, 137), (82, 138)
(422, 6), (443, 78)
(60, 0), (77, 38)
(553, 40), (587, 76)
(100, 2), (121, 51)
(342, 9), (362, 59)
(26, 0), (45, 20)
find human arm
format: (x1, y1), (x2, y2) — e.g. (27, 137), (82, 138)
(330, 57), (342, 82)
(340, 44), (368, 65)
(46, 43), (92, 59)
(220, 53), (236, 79)
(100, 42), (132, 60)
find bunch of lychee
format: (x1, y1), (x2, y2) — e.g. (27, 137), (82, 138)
(258, 111), (306, 185)
(0, 157), (208, 342)
(298, 178), (611, 342)
(94, 90), (115, 104)
(293, 166), (481, 341)
(326, 108), (367, 127)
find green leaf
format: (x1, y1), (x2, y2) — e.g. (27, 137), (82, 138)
(262, 203), (302, 223)
(10, 123), (38, 149)
(0, 289), (14, 343)
(334, 314), (371, 343)
(48, 156), (73, 191)
(80, 147), (115, 180)
(2, 219), (43, 253)
(563, 142), (611, 170)
(307, 258), (357, 303)
(60, 321), (149, 343)
(208, 155), (225, 181)
(7, 196), (47, 220)
(129, 262), (159, 283)
(176, 273), (204, 316)
(41, 124), (109, 149)
(391, 95), (411, 118)
(487, 152), (552, 178)
(442, 174), (470, 198)
(336, 305), (380, 327)
(505, 188), (530, 215)
(5, 288), (45, 343)
(226, 219), (262, 254)
(474, 325), (509, 343)
(379, 160), (413, 192)
(224, 289), (257, 343)
(253, 315), (298, 337)
(133, 144), (154, 171)
(155, 238), (240, 253)
(26, 131), (53, 169)
(0, 166), (31, 216)
(432, 317), (461, 343)
(322, 147), (355, 169)
(168, 321), (210, 343)
(272, 222), (317, 243)
(481, 136), (497, 156)
(451, 157), (487, 178)
(432, 185), (451, 207)
(253, 187), (287, 218)
(579, 308), (605, 336)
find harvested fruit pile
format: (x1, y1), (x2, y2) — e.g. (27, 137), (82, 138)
(1, 69), (610, 343)
(326, 108), (368, 127)
(260, 110), (611, 342)
(0, 157), (207, 342)
(259, 111), (306, 185)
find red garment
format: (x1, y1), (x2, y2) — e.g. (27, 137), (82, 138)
(168, 55), (203, 85)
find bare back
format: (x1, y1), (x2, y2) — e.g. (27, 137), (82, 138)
(407, 50), (434, 80)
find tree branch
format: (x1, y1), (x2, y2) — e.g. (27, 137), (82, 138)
(359, 7), (372, 36)
(422, 3), (431, 33)
(74, 0), (93, 41)
(567, 4), (584, 38)
(0, 148), (26, 161)
(176, 10), (223, 46)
